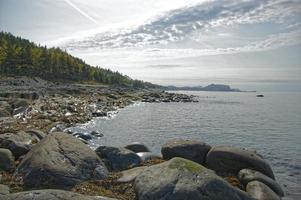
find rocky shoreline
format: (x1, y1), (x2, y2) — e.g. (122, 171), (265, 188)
(0, 77), (284, 200)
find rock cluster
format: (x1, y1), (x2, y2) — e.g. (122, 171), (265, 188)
(141, 92), (198, 103)
(0, 132), (284, 200)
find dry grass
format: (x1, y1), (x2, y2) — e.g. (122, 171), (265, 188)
(72, 173), (137, 200)
(0, 172), (23, 193)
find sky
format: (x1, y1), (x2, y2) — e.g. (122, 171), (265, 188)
(1, 0), (301, 91)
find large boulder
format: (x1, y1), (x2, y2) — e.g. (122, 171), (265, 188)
(0, 148), (15, 171)
(125, 143), (150, 153)
(161, 139), (211, 164)
(3, 189), (116, 200)
(206, 146), (275, 179)
(246, 181), (281, 200)
(238, 169), (284, 197)
(14, 132), (108, 190)
(0, 131), (40, 158)
(96, 146), (141, 171)
(134, 157), (254, 200)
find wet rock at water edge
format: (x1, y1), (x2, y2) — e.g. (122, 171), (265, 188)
(90, 130), (104, 137)
(246, 181), (281, 200)
(3, 189), (116, 200)
(0, 131), (40, 158)
(14, 132), (108, 190)
(96, 146), (141, 171)
(125, 142), (150, 153)
(73, 132), (92, 141)
(134, 157), (254, 200)
(161, 139), (211, 165)
(0, 148), (15, 171)
(238, 169), (284, 197)
(206, 146), (275, 179)
(136, 152), (162, 162)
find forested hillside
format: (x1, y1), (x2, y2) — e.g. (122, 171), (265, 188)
(0, 32), (157, 88)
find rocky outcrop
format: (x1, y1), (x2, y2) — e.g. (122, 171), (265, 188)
(161, 139), (211, 164)
(246, 181), (281, 200)
(96, 146), (141, 171)
(14, 132), (108, 189)
(134, 157), (254, 200)
(0, 148), (15, 171)
(238, 169), (284, 197)
(3, 189), (116, 200)
(206, 146), (274, 179)
(125, 143), (150, 153)
(0, 131), (40, 158)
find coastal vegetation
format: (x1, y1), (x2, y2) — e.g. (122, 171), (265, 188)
(0, 32), (157, 88)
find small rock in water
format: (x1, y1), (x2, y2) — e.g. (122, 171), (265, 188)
(73, 132), (92, 141)
(90, 130), (104, 137)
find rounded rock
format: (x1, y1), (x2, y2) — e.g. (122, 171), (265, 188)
(161, 139), (211, 164)
(206, 146), (275, 179)
(0, 148), (15, 171)
(246, 181), (281, 200)
(238, 169), (284, 197)
(96, 146), (141, 171)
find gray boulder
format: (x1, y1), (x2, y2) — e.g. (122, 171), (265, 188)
(0, 131), (40, 158)
(96, 146), (141, 171)
(246, 181), (281, 200)
(238, 169), (284, 197)
(137, 152), (162, 162)
(0, 101), (12, 117)
(0, 148), (15, 171)
(161, 139), (211, 164)
(0, 184), (10, 195)
(3, 189), (116, 200)
(14, 132), (108, 189)
(206, 146), (275, 179)
(134, 157), (254, 200)
(125, 143), (150, 153)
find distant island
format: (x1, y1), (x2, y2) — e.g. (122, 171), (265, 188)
(163, 84), (242, 92)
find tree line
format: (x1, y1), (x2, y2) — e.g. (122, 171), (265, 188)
(0, 32), (158, 88)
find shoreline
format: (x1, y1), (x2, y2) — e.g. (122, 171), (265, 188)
(0, 76), (285, 200)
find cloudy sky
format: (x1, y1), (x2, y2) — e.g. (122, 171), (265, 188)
(1, 0), (301, 90)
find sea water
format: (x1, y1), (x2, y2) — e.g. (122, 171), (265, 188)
(75, 91), (301, 199)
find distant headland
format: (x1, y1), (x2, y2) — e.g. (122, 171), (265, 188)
(163, 84), (248, 92)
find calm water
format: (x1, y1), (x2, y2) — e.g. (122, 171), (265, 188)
(75, 91), (301, 199)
